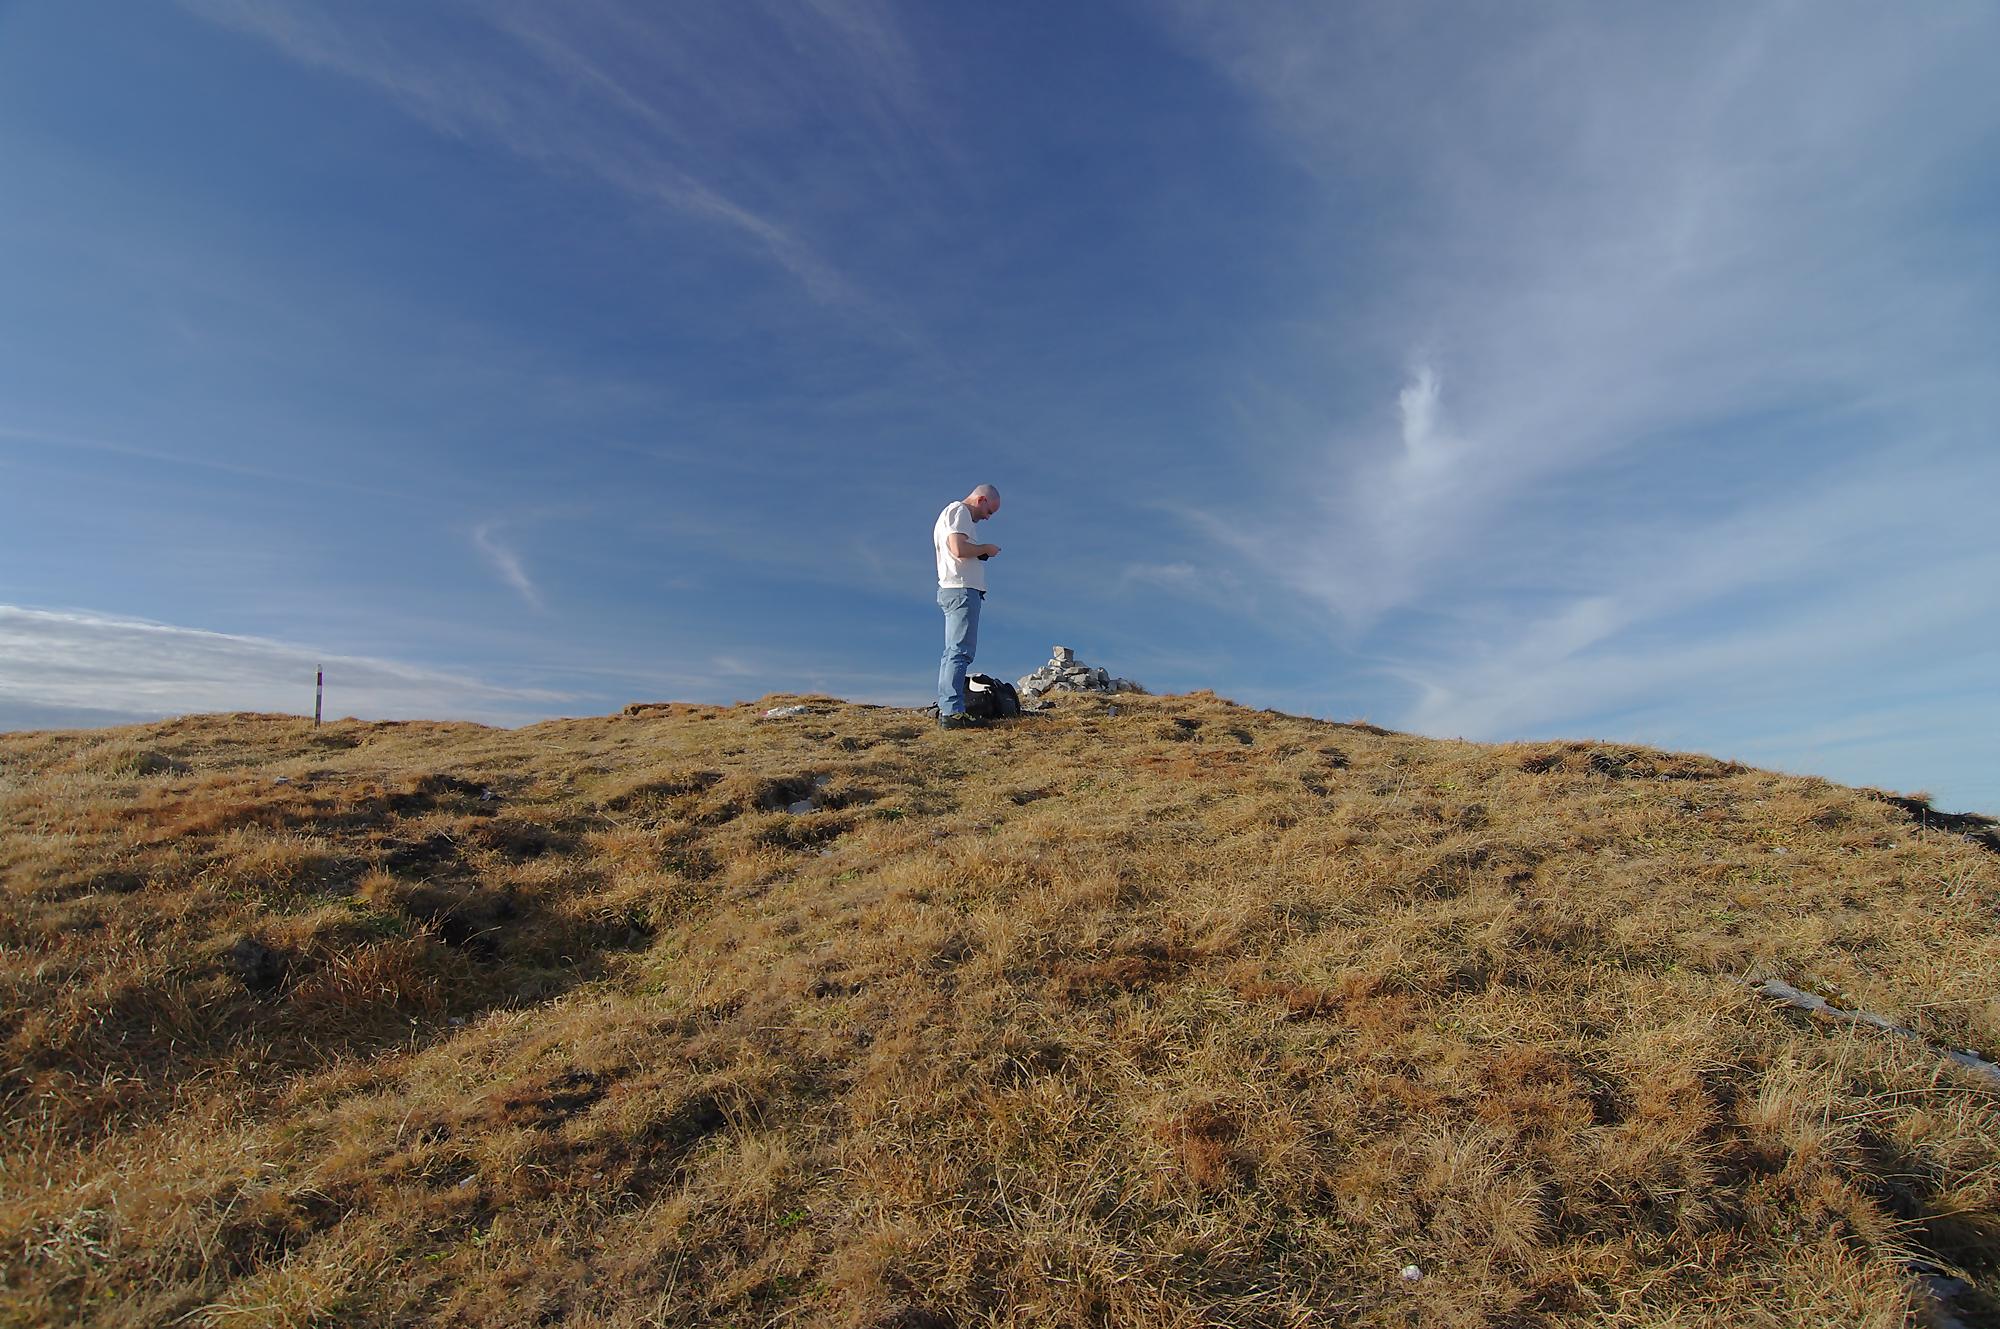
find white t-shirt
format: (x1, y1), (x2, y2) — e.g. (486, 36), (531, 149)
(934, 501), (985, 592)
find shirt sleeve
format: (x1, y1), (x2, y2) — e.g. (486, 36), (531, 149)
(947, 505), (976, 541)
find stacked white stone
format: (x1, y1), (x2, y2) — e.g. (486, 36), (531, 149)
(1015, 645), (1147, 701)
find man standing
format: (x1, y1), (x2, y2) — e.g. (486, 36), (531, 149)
(934, 484), (1002, 728)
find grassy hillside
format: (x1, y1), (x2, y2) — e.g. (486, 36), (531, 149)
(3, 693), (1997, 1327)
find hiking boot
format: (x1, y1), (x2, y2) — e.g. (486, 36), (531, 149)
(938, 713), (980, 730)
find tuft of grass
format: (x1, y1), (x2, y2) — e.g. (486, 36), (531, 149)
(2, 695), (1997, 1326)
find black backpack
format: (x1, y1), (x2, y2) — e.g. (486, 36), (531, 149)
(965, 674), (1021, 720)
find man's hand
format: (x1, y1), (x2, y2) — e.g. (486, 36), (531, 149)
(982, 544), (1000, 558)
(948, 534), (999, 560)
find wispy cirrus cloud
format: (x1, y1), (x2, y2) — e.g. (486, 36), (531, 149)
(182, 0), (945, 313)
(1171, 3), (1996, 565)
(1158, 3), (2000, 806)
(470, 521), (544, 611)
(1112, 560), (1251, 617)
(1396, 475), (2000, 742)
(0, 421), (395, 495)
(0, 606), (572, 727)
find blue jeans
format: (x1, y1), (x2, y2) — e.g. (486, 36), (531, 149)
(936, 587), (983, 716)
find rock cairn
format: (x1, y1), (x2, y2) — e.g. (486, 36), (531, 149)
(1016, 645), (1146, 701)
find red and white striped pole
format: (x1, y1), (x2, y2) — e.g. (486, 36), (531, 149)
(314, 669), (323, 726)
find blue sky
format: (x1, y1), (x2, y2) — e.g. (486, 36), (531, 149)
(3, 2), (1996, 813)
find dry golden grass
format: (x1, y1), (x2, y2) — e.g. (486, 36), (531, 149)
(3, 693), (1998, 1327)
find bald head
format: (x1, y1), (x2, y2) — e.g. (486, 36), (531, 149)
(966, 484), (1001, 519)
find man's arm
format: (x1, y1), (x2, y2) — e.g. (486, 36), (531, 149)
(948, 533), (999, 559)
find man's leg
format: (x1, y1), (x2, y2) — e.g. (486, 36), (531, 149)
(936, 588), (981, 716)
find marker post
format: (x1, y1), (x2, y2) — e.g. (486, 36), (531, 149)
(315, 669), (323, 726)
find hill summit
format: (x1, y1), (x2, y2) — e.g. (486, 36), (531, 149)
(3, 692), (1997, 1327)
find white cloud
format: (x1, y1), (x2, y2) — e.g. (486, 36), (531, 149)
(182, 0), (835, 294)
(180, 0), (940, 320)
(0, 606), (571, 726)
(1396, 363), (1450, 478)
(1122, 562), (1200, 588)
(470, 522), (544, 610)
(1099, 559), (1258, 623)
(1171, 4), (1997, 604)
(0, 422), (394, 496)
(1162, 5), (2000, 772)
(1387, 432), (2000, 719)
